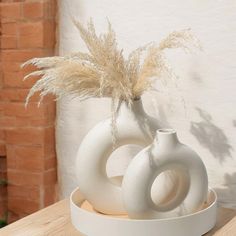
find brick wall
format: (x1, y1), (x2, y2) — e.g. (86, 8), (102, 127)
(0, 0), (57, 223)
(0, 157), (7, 220)
(0, 0), (8, 221)
(0, 0), (6, 157)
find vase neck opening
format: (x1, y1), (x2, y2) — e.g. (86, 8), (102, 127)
(155, 129), (178, 149)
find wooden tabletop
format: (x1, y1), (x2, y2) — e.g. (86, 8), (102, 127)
(0, 199), (236, 236)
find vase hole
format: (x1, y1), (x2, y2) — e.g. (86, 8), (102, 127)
(150, 168), (190, 212)
(157, 128), (176, 134)
(106, 144), (143, 187)
(151, 170), (179, 207)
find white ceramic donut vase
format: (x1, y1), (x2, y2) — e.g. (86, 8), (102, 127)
(122, 129), (208, 219)
(76, 99), (159, 215)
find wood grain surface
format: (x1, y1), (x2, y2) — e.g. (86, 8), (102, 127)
(0, 199), (235, 236)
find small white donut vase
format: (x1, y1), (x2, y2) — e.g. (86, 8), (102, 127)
(76, 98), (159, 215)
(122, 129), (208, 219)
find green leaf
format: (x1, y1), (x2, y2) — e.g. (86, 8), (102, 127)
(0, 219), (7, 228)
(0, 179), (7, 186)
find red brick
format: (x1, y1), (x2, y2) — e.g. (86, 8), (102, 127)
(17, 89), (37, 102)
(0, 89), (19, 101)
(14, 117), (30, 127)
(45, 156), (56, 170)
(6, 146), (17, 169)
(3, 72), (22, 87)
(44, 185), (55, 206)
(0, 143), (6, 156)
(18, 21), (56, 49)
(1, 3), (22, 20)
(8, 198), (40, 214)
(17, 154), (44, 172)
(37, 94), (56, 104)
(0, 200), (7, 218)
(48, 105), (57, 119)
(2, 50), (45, 62)
(0, 103), (4, 112)
(23, 2), (44, 19)
(0, 80), (4, 92)
(43, 169), (57, 185)
(7, 159), (16, 170)
(44, 126), (55, 145)
(8, 211), (20, 224)
(15, 146), (43, 158)
(6, 128), (45, 145)
(17, 89), (44, 102)
(0, 172), (7, 181)
(18, 22), (44, 48)
(0, 117), (16, 128)
(0, 130), (6, 140)
(19, 22), (43, 36)
(14, 146), (45, 168)
(13, 146), (45, 172)
(1, 36), (17, 49)
(0, 89), (36, 103)
(1, 22), (17, 35)
(43, 126), (56, 156)
(44, 0), (56, 19)
(1, 62), (20, 72)
(29, 101), (56, 126)
(0, 198), (7, 207)
(8, 170), (43, 186)
(0, 171), (7, 181)
(29, 117), (54, 127)
(1, 117), (32, 128)
(0, 191), (7, 202)
(43, 21), (55, 48)
(0, 157), (7, 172)
(18, 34), (44, 49)
(20, 64), (37, 76)
(4, 102), (46, 117)
(8, 186), (40, 201)
(3, 71), (40, 88)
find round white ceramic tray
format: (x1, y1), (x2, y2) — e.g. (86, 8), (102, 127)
(70, 188), (217, 236)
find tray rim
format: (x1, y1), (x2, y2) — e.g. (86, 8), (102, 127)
(70, 187), (217, 222)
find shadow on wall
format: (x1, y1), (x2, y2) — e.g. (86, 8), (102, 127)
(189, 70), (203, 84)
(214, 172), (236, 209)
(155, 105), (171, 128)
(190, 107), (233, 164)
(233, 120), (236, 127)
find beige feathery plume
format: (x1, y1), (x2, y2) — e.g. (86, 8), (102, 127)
(22, 19), (201, 137)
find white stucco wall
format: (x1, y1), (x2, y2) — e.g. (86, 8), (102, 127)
(57, 0), (236, 208)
